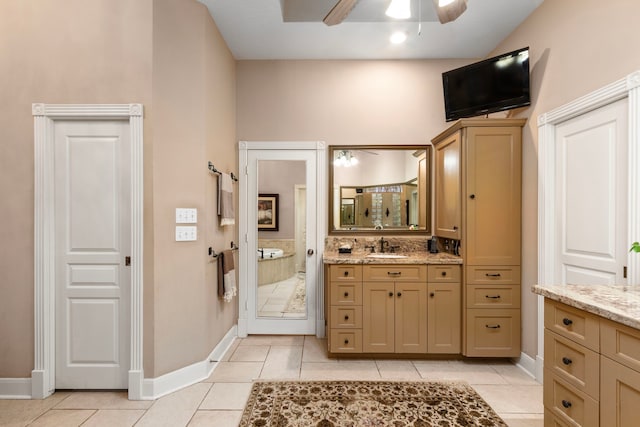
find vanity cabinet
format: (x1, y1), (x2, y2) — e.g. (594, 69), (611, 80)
(543, 298), (640, 427)
(327, 265), (363, 353)
(432, 119), (525, 357)
(427, 265), (461, 353)
(362, 265), (428, 353)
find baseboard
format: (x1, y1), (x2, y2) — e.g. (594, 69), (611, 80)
(514, 352), (540, 383)
(535, 355), (544, 383)
(141, 325), (237, 400)
(0, 378), (32, 399)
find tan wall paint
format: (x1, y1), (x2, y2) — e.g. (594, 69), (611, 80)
(0, 0), (153, 378)
(486, 0), (640, 358)
(152, 0), (237, 377)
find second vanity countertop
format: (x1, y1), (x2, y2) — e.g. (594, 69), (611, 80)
(532, 284), (640, 330)
(323, 251), (463, 265)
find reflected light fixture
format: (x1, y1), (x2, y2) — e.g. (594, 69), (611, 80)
(433, 0), (467, 24)
(334, 150), (359, 167)
(390, 31), (408, 44)
(386, 0), (411, 19)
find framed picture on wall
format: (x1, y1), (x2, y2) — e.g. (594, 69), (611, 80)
(258, 194), (279, 231)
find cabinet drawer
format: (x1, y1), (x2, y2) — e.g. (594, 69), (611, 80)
(330, 329), (362, 353)
(543, 409), (572, 427)
(329, 265), (362, 282)
(544, 300), (599, 352)
(465, 266), (520, 285)
(363, 265), (427, 281)
(330, 306), (362, 329)
(427, 264), (461, 283)
(544, 330), (599, 399)
(601, 319), (640, 373)
(330, 282), (362, 305)
(544, 370), (599, 427)
(600, 356), (640, 426)
(465, 309), (520, 357)
(466, 284), (520, 308)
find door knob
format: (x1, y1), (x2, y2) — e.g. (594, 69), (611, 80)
(307, 249), (314, 255)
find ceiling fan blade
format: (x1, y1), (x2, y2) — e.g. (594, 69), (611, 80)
(323, 0), (360, 26)
(433, 0), (468, 24)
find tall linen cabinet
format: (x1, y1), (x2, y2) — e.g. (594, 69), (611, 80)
(432, 118), (525, 357)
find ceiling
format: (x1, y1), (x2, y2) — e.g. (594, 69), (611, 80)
(198, 0), (543, 60)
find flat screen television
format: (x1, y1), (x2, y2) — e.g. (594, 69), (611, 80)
(442, 47), (530, 122)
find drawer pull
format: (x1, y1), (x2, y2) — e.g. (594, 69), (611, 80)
(485, 324), (501, 329)
(389, 292), (394, 297)
(344, 292), (349, 297)
(344, 315), (349, 320)
(561, 400), (572, 409)
(344, 339), (349, 344)
(562, 357), (573, 366)
(397, 292), (402, 297)
(441, 271), (447, 276)
(486, 273), (502, 277)
(387, 271), (402, 276)
(430, 292), (435, 298)
(562, 318), (573, 326)
(344, 271), (349, 276)
(485, 295), (501, 299)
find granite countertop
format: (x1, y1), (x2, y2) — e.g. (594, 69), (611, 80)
(323, 251), (463, 265)
(532, 284), (640, 330)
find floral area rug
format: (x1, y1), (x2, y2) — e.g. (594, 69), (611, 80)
(284, 274), (306, 314)
(239, 380), (507, 426)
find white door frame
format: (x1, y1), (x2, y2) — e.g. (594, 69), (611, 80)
(32, 104), (144, 399)
(537, 71), (640, 381)
(237, 141), (326, 338)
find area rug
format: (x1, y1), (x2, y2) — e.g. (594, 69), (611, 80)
(239, 380), (507, 426)
(284, 274), (306, 314)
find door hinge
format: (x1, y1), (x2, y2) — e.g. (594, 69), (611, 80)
(624, 266), (627, 279)
(125, 256), (131, 266)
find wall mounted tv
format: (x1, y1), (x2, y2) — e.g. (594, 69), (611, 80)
(442, 47), (530, 122)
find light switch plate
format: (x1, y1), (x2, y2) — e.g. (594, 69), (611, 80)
(176, 208), (197, 224)
(176, 226), (197, 241)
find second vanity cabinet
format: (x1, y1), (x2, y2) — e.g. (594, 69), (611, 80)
(327, 263), (461, 355)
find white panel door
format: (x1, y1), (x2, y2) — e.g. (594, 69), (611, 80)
(54, 120), (130, 389)
(555, 99), (628, 285)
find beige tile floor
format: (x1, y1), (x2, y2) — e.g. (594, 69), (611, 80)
(0, 336), (543, 427)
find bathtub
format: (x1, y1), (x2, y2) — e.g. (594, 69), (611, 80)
(258, 248), (283, 259)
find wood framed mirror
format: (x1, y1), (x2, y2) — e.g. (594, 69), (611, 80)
(329, 145), (431, 235)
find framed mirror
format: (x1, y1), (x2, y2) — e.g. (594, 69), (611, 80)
(329, 145), (431, 235)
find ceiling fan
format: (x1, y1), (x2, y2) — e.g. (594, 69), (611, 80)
(322, 0), (468, 26)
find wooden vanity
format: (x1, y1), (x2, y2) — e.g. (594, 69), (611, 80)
(534, 284), (640, 427)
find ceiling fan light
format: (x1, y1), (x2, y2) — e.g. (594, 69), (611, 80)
(390, 31), (408, 44)
(386, 0), (411, 20)
(433, 0), (467, 24)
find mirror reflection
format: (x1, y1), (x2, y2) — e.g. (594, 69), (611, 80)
(330, 146), (431, 234)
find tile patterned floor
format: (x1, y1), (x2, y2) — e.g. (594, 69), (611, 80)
(257, 274), (305, 318)
(0, 336), (543, 426)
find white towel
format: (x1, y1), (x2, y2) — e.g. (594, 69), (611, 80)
(218, 173), (235, 226)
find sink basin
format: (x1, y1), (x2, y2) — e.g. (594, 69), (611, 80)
(366, 254), (408, 259)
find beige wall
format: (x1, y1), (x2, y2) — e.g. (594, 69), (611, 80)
(0, 0), (237, 380)
(487, 0), (640, 358)
(0, 0), (154, 378)
(151, 0), (237, 377)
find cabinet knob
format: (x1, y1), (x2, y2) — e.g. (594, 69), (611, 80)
(441, 271), (447, 276)
(344, 292), (349, 297)
(561, 400), (572, 409)
(430, 292), (435, 298)
(397, 292), (402, 297)
(562, 357), (572, 366)
(344, 339), (349, 344)
(344, 315), (349, 321)
(470, 194), (476, 199)
(389, 292), (394, 297)
(562, 318), (573, 326)
(452, 225), (458, 231)
(344, 271), (349, 276)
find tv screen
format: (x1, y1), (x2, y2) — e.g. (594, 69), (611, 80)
(442, 47), (530, 122)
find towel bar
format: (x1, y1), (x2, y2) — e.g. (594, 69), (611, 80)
(208, 161), (238, 182)
(209, 242), (239, 259)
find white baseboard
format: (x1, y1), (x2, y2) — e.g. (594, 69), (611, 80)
(0, 378), (32, 399)
(514, 352), (541, 383)
(141, 325), (237, 400)
(535, 355), (544, 383)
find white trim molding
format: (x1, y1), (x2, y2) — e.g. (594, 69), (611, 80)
(141, 326), (237, 400)
(537, 70), (640, 379)
(32, 104), (144, 399)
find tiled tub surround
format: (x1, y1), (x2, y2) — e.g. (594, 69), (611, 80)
(258, 239), (296, 285)
(532, 284), (640, 330)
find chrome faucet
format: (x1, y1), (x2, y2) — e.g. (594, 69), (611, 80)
(379, 237), (389, 253)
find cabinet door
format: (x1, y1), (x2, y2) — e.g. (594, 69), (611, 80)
(428, 282), (461, 353)
(363, 282), (395, 353)
(601, 356), (640, 427)
(395, 283), (427, 353)
(434, 131), (461, 239)
(464, 126), (521, 265)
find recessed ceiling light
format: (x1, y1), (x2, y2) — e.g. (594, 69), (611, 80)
(386, 0), (411, 20)
(390, 31), (407, 44)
